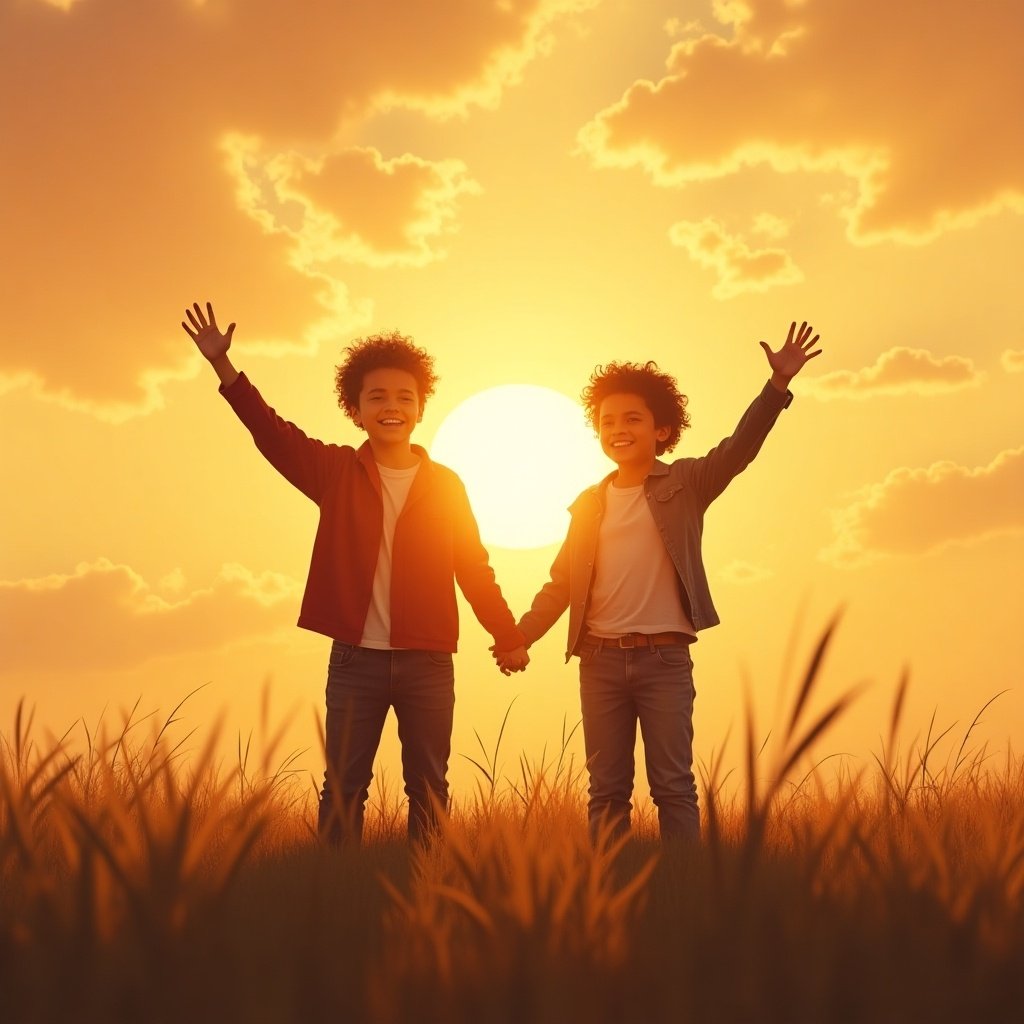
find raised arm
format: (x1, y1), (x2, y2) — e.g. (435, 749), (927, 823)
(182, 300), (335, 502)
(690, 321), (822, 507)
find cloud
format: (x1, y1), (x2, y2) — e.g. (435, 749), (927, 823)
(668, 217), (802, 298)
(0, 559), (300, 673)
(579, 0), (1024, 245)
(719, 559), (773, 584)
(0, 0), (592, 416)
(802, 347), (983, 400)
(1001, 349), (1024, 374)
(664, 16), (702, 40)
(820, 447), (1024, 567)
(229, 139), (483, 270)
(750, 212), (791, 240)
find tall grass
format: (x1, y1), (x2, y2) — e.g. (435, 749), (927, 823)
(2, 624), (1023, 1023)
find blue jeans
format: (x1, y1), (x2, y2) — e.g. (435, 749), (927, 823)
(318, 641), (455, 845)
(578, 639), (699, 842)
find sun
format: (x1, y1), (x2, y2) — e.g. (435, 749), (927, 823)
(430, 385), (609, 549)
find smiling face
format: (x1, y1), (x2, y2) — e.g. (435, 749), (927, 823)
(598, 392), (671, 475)
(354, 367), (422, 451)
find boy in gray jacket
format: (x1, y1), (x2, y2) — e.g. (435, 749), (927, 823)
(497, 322), (821, 841)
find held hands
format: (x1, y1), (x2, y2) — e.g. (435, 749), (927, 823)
(182, 301), (235, 362)
(491, 644), (530, 677)
(760, 321), (822, 387)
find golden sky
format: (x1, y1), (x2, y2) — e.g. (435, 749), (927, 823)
(2, 0), (1022, 793)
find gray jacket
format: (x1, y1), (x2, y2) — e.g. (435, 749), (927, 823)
(517, 380), (793, 660)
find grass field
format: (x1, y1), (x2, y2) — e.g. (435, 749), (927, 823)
(3, 627), (1023, 1023)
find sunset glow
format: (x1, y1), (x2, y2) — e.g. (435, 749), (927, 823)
(1, 0), (1022, 795)
(431, 385), (608, 549)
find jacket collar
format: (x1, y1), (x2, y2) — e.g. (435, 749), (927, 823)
(357, 439), (431, 467)
(357, 440), (432, 501)
(570, 457), (670, 513)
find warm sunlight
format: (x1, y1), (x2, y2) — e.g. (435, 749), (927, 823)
(431, 385), (609, 549)
(4, 0), (1023, 1015)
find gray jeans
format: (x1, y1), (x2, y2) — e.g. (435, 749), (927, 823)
(578, 638), (699, 842)
(318, 641), (455, 845)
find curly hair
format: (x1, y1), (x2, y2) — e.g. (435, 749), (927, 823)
(581, 361), (690, 455)
(334, 331), (439, 423)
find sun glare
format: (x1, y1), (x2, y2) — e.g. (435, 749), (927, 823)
(430, 385), (609, 549)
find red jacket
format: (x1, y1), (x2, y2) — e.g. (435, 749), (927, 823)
(221, 373), (525, 653)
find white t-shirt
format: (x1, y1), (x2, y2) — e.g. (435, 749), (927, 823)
(360, 461), (420, 649)
(585, 482), (696, 638)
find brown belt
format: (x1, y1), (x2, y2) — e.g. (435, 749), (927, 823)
(583, 631), (693, 649)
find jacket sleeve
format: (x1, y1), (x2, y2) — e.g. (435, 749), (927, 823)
(688, 379), (792, 508)
(516, 535), (571, 647)
(450, 477), (527, 652)
(220, 372), (336, 503)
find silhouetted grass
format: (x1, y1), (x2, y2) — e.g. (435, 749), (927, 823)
(2, 623), (1023, 1023)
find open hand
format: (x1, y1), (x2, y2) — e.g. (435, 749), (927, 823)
(182, 301), (235, 362)
(759, 321), (822, 384)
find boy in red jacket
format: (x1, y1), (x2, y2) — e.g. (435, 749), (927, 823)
(183, 302), (528, 844)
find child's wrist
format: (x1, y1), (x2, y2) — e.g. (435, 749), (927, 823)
(212, 355), (239, 387)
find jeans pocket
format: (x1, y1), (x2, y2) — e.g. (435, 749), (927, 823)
(578, 642), (600, 666)
(328, 642), (358, 673)
(654, 644), (692, 668)
(427, 650), (453, 667)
